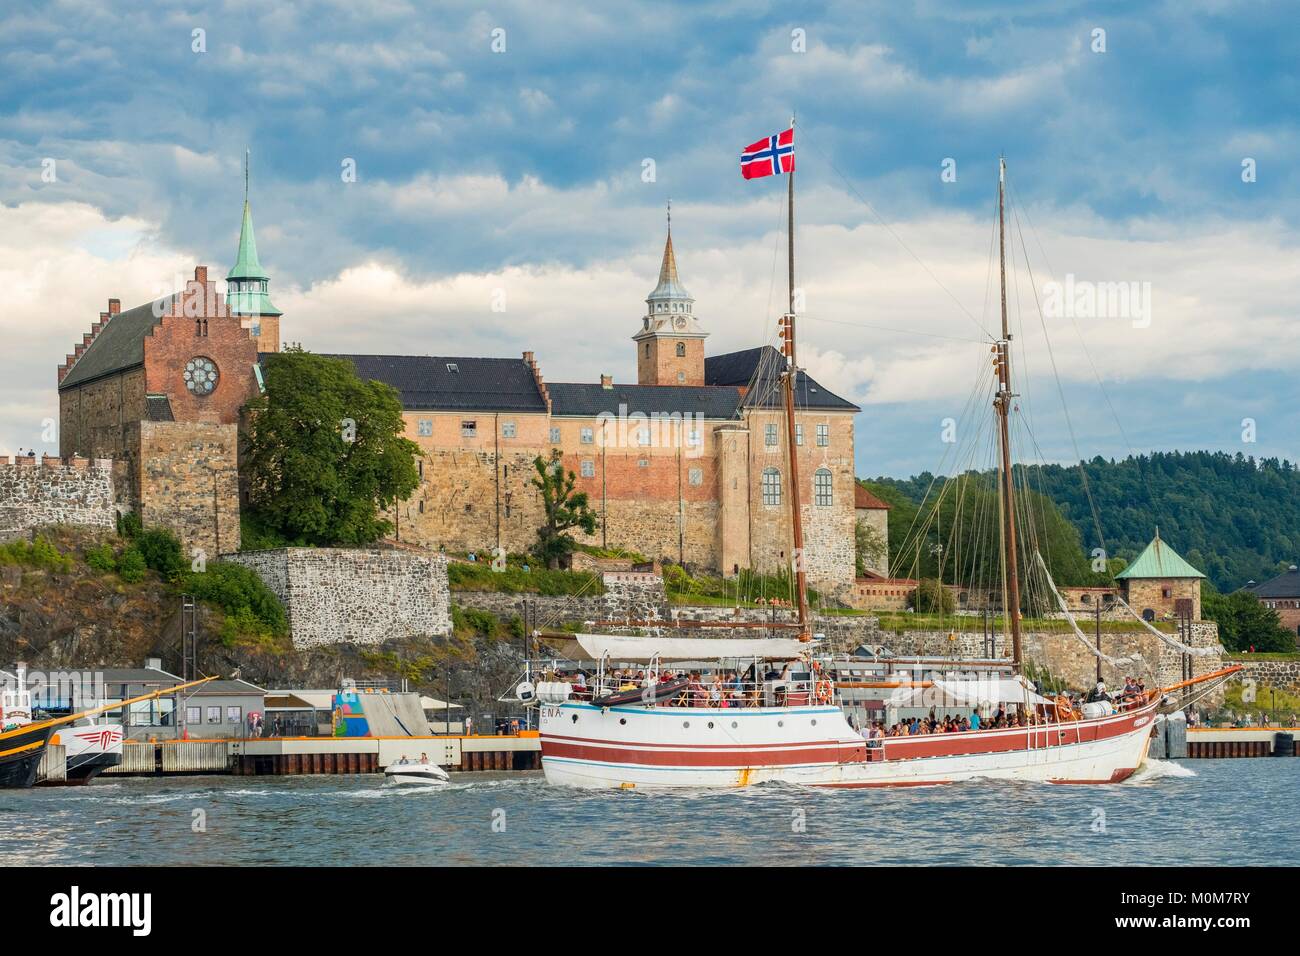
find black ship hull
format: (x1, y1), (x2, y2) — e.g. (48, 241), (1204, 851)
(0, 724), (54, 789)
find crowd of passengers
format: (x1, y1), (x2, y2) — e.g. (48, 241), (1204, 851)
(549, 668), (1150, 719)
(552, 664), (804, 708)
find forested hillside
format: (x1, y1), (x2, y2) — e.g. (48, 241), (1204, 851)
(868, 451), (1300, 592)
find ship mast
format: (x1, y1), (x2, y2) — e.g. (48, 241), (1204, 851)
(994, 157), (1023, 672)
(779, 117), (812, 640)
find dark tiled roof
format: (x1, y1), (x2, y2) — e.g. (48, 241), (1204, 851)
(58, 297), (175, 391)
(145, 395), (174, 422)
(1246, 566), (1300, 599)
(549, 382), (744, 419)
(91, 668), (182, 684)
(705, 346), (860, 411)
(320, 355), (547, 412)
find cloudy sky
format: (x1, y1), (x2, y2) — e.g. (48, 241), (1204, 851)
(2, 0), (1297, 476)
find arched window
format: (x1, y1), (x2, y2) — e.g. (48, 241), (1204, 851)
(813, 468), (833, 506)
(761, 467), (782, 506)
(676, 341), (686, 357)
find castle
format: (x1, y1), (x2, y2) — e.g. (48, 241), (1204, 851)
(52, 189), (863, 592)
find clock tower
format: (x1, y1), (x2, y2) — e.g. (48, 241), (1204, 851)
(634, 209), (707, 385)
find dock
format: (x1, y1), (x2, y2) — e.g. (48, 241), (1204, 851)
(35, 733), (541, 782)
(1185, 727), (1298, 758)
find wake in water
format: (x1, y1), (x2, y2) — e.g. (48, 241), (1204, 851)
(1128, 758), (1197, 784)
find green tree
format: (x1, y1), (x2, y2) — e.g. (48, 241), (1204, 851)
(854, 518), (887, 577)
(1203, 585), (1295, 653)
(243, 348), (420, 546)
(530, 449), (598, 569)
(908, 577), (955, 614)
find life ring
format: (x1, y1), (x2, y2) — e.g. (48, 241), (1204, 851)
(816, 680), (834, 704)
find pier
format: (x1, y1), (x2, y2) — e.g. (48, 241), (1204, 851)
(1185, 728), (1298, 758)
(35, 734), (541, 782)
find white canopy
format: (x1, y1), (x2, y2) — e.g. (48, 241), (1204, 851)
(419, 695), (463, 711)
(541, 633), (815, 663)
(887, 677), (1051, 709)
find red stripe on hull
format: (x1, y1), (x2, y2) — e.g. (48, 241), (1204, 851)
(543, 740), (848, 768)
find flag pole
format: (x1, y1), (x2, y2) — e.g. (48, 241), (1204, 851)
(780, 113), (810, 638)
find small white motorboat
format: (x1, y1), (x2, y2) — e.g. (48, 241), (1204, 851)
(384, 760), (450, 786)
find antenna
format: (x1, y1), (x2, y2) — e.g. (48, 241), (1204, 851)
(666, 197), (671, 233)
(244, 148), (250, 203)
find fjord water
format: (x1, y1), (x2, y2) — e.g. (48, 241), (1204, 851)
(1, 760), (1294, 866)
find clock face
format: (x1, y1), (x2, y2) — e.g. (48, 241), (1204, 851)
(183, 356), (219, 395)
(674, 316), (686, 329)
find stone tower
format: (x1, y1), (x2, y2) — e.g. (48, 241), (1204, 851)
(634, 209), (707, 385)
(225, 154), (281, 354)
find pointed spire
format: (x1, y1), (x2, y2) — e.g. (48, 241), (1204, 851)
(226, 150), (281, 317)
(647, 206), (690, 303)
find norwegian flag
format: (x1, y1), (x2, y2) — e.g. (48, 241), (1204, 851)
(740, 127), (795, 179)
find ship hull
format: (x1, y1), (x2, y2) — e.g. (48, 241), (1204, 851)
(540, 698), (1157, 789)
(0, 724), (54, 789)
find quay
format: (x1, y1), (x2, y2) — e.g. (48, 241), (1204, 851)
(1185, 727), (1298, 758)
(35, 733), (541, 782)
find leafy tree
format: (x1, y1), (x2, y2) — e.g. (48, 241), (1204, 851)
(908, 577), (955, 614)
(529, 449), (598, 569)
(1202, 585), (1295, 653)
(135, 528), (186, 580)
(243, 348), (420, 546)
(854, 518), (887, 577)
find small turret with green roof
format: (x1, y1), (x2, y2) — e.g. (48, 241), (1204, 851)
(1116, 527), (1205, 621)
(226, 154), (281, 319)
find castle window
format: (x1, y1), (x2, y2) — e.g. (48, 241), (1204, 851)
(688, 467), (703, 486)
(580, 459), (595, 478)
(816, 423), (829, 447)
(461, 420), (477, 437)
(580, 427), (594, 444)
(1081, 593), (1092, 604)
(677, 371), (685, 383)
(502, 420), (516, 438)
(418, 500), (424, 513)
(637, 458), (649, 468)
(645, 343), (651, 357)
(814, 468), (833, 506)
(795, 424), (803, 446)
(762, 468), (782, 505)
(676, 342), (686, 357)
(417, 419), (433, 437)
(550, 426), (561, 444)
(418, 459), (424, 478)
(636, 429), (650, 446)
(765, 423), (778, 447)
(687, 429), (701, 447)
(1162, 586), (1171, 599)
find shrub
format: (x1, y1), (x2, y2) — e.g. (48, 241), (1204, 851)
(116, 511), (142, 539)
(0, 536), (75, 574)
(180, 562), (287, 639)
(908, 578), (956, 615)
(84, 543), (117, 573)
(135, 528), (186, 580)
(117, 547), (147, 583)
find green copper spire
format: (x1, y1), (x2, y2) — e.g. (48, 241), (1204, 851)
(226, 151), (282, 317)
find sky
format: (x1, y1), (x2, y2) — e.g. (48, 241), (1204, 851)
(1, 0), (1297, 476)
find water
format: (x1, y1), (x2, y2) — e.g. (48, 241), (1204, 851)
(1, 759), (1294, 866)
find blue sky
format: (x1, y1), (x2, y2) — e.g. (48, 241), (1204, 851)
(1, 0), (1297, 476)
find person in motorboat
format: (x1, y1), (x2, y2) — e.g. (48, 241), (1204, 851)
(419, 753), (430, 764)
(397, 754), (410, 765)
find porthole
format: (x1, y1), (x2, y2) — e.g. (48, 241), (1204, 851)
(619, 718), (627, 725)
(731, 722), (738, 729)
(683, 721), (690, 728)
(811, 719), (818, 726)
(777, 720), (784, 728)
(707, 722), (714, 729)
(571, 714), (578, 723)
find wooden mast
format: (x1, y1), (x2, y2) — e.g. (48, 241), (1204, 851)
(780, 117), (811, 640)
(994, 157), (1023, 672)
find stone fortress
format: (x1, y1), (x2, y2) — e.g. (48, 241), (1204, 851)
(42, 185), (864, 596)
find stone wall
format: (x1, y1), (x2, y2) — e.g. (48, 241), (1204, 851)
(132, 420), (241, 558)
(1228, 657), (1300, 696)
(0, 456), (116, 541)
(225, 548), (452, 648)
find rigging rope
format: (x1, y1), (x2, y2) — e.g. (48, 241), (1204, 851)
(1031, 551), (1143, 667)
(1112, 595), (1224, 657)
